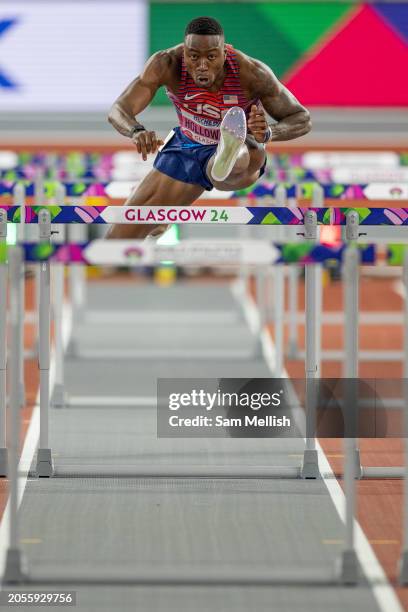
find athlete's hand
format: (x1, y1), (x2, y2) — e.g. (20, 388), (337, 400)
(132, 131), (164, 161)
(247, 105), (269, 143)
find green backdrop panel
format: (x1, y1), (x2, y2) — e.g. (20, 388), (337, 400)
(256, 2), (353, 56)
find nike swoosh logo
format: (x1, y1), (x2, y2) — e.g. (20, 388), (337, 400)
(184, 93), (203, 101)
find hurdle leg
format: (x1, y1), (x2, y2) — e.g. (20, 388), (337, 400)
(340, 436), (359, 584)
(254, 267), (267, 358)
(302, 211), (320, 478)
(399, 250), (408, 583)
(287, 267), (299, 358)
(270, 185), (286, 372)
(273, 265), (285, 376)
(4, 247), (28, 583)
(236, 198), (250, 303)
(344, 215), (362, 479)
(66, 203), (86, 358)
(339, 245), (360, 583)
(51, 261), (66, 408)
(51, 185), (67, 408)
(32, 170), (45, 359)
(36, 211), (54, 477)
(14, 184), (26, 407)
(0, 210), (8, 475)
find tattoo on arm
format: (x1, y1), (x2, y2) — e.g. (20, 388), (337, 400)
(247, 58), (312, 142)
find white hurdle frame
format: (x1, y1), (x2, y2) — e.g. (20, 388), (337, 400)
(301, 211), (321, 478)
(4, 246), (27, 584)
(4, 237), (361, 586)
(399, 249), (408, 584)
(14, 184), (26, 407)
(0, 209), (8, 475)
(36, 210), (53, 478)
(50, 185), (67, 409)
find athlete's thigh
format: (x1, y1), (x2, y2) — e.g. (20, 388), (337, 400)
(126, 168), (205, 205)
(106, 168), (206, 239)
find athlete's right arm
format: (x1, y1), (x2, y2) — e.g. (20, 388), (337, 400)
(108, 51), (173, 159)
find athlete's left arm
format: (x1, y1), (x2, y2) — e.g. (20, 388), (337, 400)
(242, 56), (312, 141)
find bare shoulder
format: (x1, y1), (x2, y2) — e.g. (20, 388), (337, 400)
(142, 44), (182, 86)
(234, 49), (280, 98)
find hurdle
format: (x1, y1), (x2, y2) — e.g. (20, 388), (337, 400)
(2, 247), (364, 587)
(4, 203), (408, 585)
(0, 203), (389, 476)
(3, 176), (406, 338)
(3, 204), (408, 476)
(3, 247), (26, 584)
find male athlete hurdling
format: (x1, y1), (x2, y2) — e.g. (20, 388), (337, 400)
(107, 16), (311, 239)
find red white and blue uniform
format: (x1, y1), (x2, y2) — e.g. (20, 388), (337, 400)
(153, 44), (265, 190)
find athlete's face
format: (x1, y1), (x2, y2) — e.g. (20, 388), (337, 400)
(183, 35), (226, 88)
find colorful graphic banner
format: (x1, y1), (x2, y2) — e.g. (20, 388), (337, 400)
(2, 205), (408, 226)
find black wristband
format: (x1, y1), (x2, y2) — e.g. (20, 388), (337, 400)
(263, 125), (273, 143)
(129, 124), (146, 138)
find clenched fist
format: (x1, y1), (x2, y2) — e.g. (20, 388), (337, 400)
(247, 105), (271, 143)
(132, 130), (164, 160)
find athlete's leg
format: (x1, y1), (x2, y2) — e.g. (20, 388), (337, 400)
(207, 137), (266, 191)
(106, 168), (204, 239)
(205, 107), (266, 192)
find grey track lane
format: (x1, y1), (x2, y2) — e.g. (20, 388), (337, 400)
(14, 283), (382, 612)
(83, 282), (241, 312)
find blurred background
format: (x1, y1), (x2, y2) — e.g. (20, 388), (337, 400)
(0, 0), (407, 146)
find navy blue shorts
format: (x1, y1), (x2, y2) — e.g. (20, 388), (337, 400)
(154, 127), (266, 191)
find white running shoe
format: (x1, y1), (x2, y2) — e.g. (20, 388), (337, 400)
(210, 107), (247, 182)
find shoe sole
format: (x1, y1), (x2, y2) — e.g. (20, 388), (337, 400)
(211, 107), (247, 182)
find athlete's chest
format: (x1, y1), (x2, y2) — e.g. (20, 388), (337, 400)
(177, 92), (244, 120)
(167, 78), (252, 122)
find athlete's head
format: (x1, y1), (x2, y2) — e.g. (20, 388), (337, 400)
(184, 17), (226, 89)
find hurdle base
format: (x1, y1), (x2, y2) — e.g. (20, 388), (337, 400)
(52, 464), (302, 479)
(51, 385), (69, 409)
(3, 549), (28, 585)
(36, 448), (54, 478)
(339, 550), (359, 585)
(301, 449), (320, 479)
(21, 563), (341, 587)
(399, 551), (408, 585)
(362, 466), (403, 479)
(0, 447), (8, 477)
